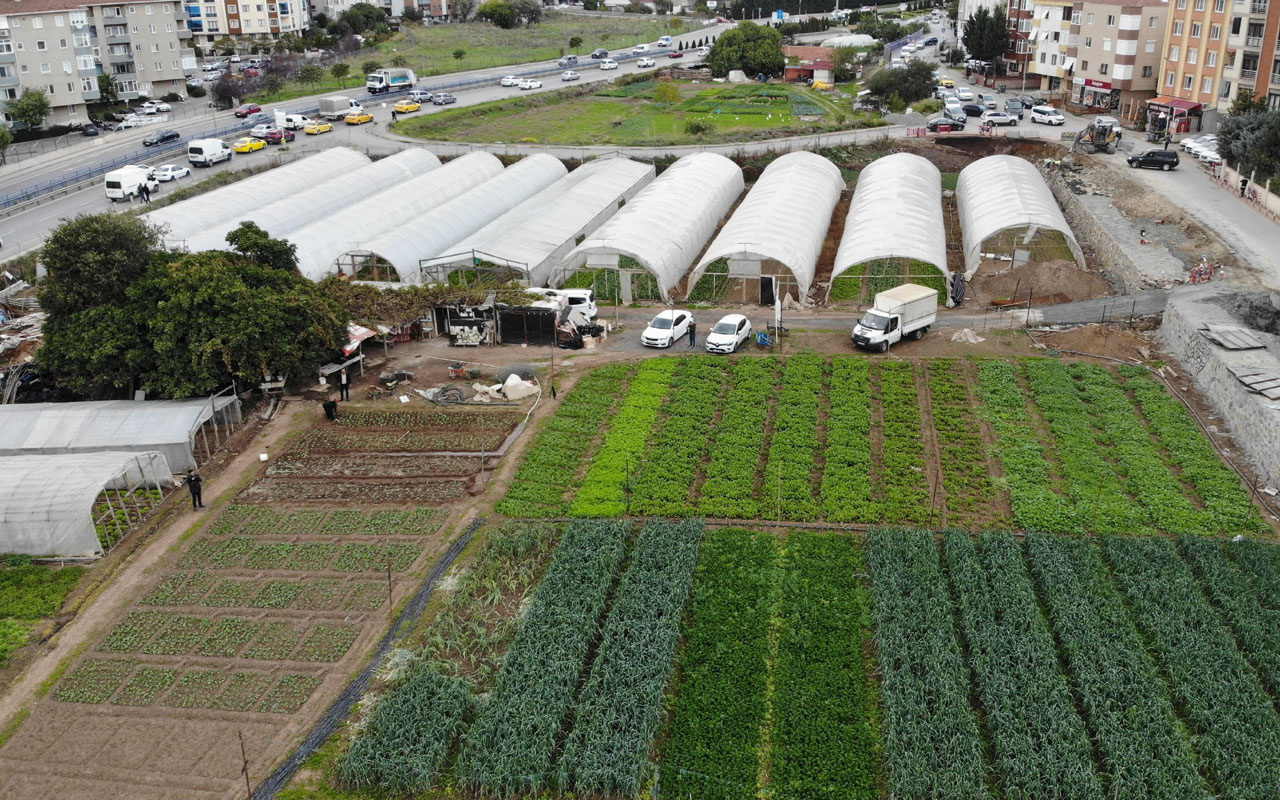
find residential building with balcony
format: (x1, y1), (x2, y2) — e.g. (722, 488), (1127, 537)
(1015, 0), (1075, 96)
(1157, 0), (1237, 116)
(185, 0), (307, 47)
(1066, 0), (1168, 120)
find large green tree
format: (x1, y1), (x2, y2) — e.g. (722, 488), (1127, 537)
(6, 88), (52, 130)
(37, 214), (163, 319)
(705, 21), (784, 79)
(866, 59), (937, 103)
(961, 5), (1010, 66)
(0, 125), (12, 166)
(96, 73), (119, 105)
(1218, 109), (1280, 181)
(338, 2), (387, 33)
(477, 0), (518, 29)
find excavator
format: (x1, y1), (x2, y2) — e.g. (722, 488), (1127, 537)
(1056, 117), (1122, 170)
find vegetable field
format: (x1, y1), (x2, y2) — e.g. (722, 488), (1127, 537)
(501, 356), (1269, 535)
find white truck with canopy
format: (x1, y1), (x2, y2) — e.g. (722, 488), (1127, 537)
(852, 283), (938, 351)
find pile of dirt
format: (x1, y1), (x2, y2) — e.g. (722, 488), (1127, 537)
(1035, 324), (1157, 363)
(1210, 290), (1280, 335)
(970, 259), (1113, 306)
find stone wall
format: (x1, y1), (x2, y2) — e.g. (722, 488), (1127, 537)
(1159, 291), (1280, 488)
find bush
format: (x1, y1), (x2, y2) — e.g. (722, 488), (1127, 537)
(913, 98), (942, 114)
(187, 84), (208, 98)
(684, 119), (712, 135)
(887, 92), (906, 113)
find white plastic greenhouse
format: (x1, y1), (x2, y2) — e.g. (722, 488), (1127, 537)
(181, 149), (442, 253)
(0, 451), (171, 557)
(831, 152), (949, 301)
(422, 157), (656, 287)
(955, 154), (1086, 278)
(555, 153), (744, 302)
(0, 395), (241, 473)
(342, 154), (568, 285)
(686, 151), (843, 302)
(145, 148), (371, 246)
(290, 151), (504, 282)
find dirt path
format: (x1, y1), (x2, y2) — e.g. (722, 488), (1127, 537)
(0, 400), (307, 734)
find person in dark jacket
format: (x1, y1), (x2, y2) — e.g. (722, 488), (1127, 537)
(185, 469), (204, 509)
(687, 320), (697, 348)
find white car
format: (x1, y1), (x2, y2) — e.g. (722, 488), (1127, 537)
(696, 46), (710, 57)
(519, 78), (543, 90)
(155, 164), (191, 181)
(143, 100), (172, 113)
(706, 314), (753, 353)
(1199, 150), (1222, 165)
(561, 70), (580, 81)
(249, 123), (278, 138)
(600, 59), (619, 70)
(500, 75), (521, 87)
(637, 57), (657, 68)
(230, 54), (241, 62)
(116, 116), (145, 129)
(891, 58), (906, 69)
(1029, 105), (1065, 125)
(955, 87), (974, 101)
(1181, 134), (1213, 151)
(1186, 137), (1217, 155)
(981, 110), (1017, 126)
(641, 309), (694, 348)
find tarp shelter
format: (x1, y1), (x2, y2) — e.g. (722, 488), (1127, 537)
(421, 157), (656, 287)
(830, 152), (949, 301)
(145, 148), (371, 246)
(0, 395), (241, 473)
(344, 322), (378, 356)
(556, 153), (744, 302)
(0, 451), (171, 557)
(181, 149), (442, 254)
(955, 155), (1086, 278)
(687, 151), (843, 303)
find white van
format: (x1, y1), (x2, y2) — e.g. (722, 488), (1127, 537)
(188, 138), (232, 166)
(540, 288), (598, 319)
(104, 166), (159, 202)
(280, 113), (311, 130)
(632, 43), (651, 54)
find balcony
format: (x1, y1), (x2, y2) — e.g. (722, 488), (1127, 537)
(0, 71), (19, 88)
(1247, 36), (1263, 46)
(1270, 71), (1280, 83)
(107, 49), (134, 63)
(1241, 67), (1259, 81)
(1250, 1), (1269, 13)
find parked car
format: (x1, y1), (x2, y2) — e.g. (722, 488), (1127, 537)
(561, 71), (580, 81)
(142, 128), (181, 146)
(979, 92), (998, 109)
(115, 116), (145, 129)
(637, 57), (657, 68)
(249, 123), (277, 138)
(1181, 134), (1215, 151)
(981, 109), (1017, 126)
(1028, 105), (1065, 125)
(500, 75), (521, 86)
(81, 125), (100, 136)
(261, 127), (295, 144)
(232, 136), (266, 153)
(943, 103), (967, 123)
(1016, 93), (1044, 109)
(600, 59), (619, 70)
(520, 78), (543, 89)
(1199, 150), (1222, 165)
(641, 310), (694, 348)
(344, 110), (374, 124)
(669, 50), (685, 58)
(955, 87), (974, 101)
(1128, 149), (1179, 170)
(229, 54), (242, 62)
(142, 100), (172, 113)
(155, 164), (191, 181)
(432, 92), (457, 104)
(926, 116), (965, 132)
(393, 99), (421, 112)
(233, 102), (262, 118)
(705, 314), (752, 353)
(961, 102), (985, 116)
(304, 120), (333, 135)
(590, 48), (610, 58)
(1004, 98), (1024, 119)
(243, 67), (260, 78)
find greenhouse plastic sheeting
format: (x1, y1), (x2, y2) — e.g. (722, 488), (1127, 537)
(352, 154), (568, 285)
(0, 451), (171, 557)
(688, 152), (843, 299)
(182, 149), (441, 253)
(291, 151), (504, 282)
(956, 154), (1086, 278)
(832, 153), (948, 288)
(0, 396), (240, 473)
(145, 148), (371, 246)
(423, 157), (656, 287)
(557, 153), (744, 300)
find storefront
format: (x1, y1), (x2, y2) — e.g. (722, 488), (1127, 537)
(1073, 77), (1119, 110)
(1145, 96), (1203, 136)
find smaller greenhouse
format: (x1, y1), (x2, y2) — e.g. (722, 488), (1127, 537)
(956, 154), (1086, 278)
(339, 154), (568, 285)
(146, 148), (371, 247)
(830, 152), (950, 304)
(686, 151), (843, 304)
(0, 451), (171, 557)
(554, 153), (744, 302)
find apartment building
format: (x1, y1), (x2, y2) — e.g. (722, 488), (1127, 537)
(1217, 0), (1280, 108)
(1156, 0), (1237, 113)
(1009, 0), (1075, 94)
(1067, 0), (1168, 120)
(185, 0), (307, 46)
(0, 0), (198, 127)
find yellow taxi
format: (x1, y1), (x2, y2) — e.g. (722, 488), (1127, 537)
(937, 77), (955, 88)
(393, 99), (421, 113)
(303, 120), (333, 135)
(344, 110), (374, 125)
(232, 136), (266, 153)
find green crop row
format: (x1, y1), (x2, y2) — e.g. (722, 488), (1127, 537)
(975, 361), (1075, 532)
(140, 571), (386, 612)
(630, 357), (728, 517)
(698, 357), (777, 519)
(55, 657), (321, 712)
(98, 611), (359, 663)
(456, 520), (629, 795)
(560, 520), (705, 796)
(820, 358), (876, 523)
(1119, 366), (1268, 534)
(569, 360), (679, 517)
(1105, 536), (1280, 799)
(0, 562), (85, 620)
(877, 363), (930, 524)
(867, 528), (987, 799)
(1024, 534), (1207, 798)
(1230, 538), (1280, 610)
(928, 361), (1002, 522)
(772, 533), (878, 800)
(760, 356), (824, 522)
(179, 537), (418, 573)
(1023, 359), (1146, 534)
(660, 530), (777, 800)
(339, 668), (473, 794)
(943, 532), (1101, 798)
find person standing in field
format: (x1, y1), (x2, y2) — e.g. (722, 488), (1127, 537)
(339, 367), (350, 401)
(185, 469), (204, 509)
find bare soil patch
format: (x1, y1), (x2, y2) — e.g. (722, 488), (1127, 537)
(971, 258), (1115, 306)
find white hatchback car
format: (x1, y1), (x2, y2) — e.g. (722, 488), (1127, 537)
(637, 57), (657, 68)
(600, 59), (619, 70)
(155, 163), (191, 181)
(519, 78), (543, 90)
(641, 310), (694, 348)
(500, 75), (520, 87)
(561, 70), (580, 81)
(955, 87), (974, 101)
(1029, 105), (1065, 125)
(706, 314), (753, 353)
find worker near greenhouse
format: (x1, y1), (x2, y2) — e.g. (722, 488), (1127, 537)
(185, 469), (204, 510)
(339, 367), (351, 401)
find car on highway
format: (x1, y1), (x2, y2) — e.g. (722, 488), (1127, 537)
(955, 87), (974, 101)
(344, 110), (374, 124)
(500, 75), (521, 86)
(143, 128), (181, 146)
(1127, 149), (1179, 170)
(249, 123), (278, 138)
(637, 57), (657, 68)
(705, 314), (752, 353)
(432, 92), (457, 104)
(261, 127), (296, 144)
(961, 102), (985, 116)
(923, 36), (938, 45)
(234, 102), (262, 118)
(520, 78), (543, 89)
(155, 164), (191, 181)
(408, 89), (435, 103)
(243, 112), (273, 126)
(304, 120), (334, 135)
(590, 48), (610, 58)
(558, 54), (579, 67)
(232, 136), (266, 153)
(981, 109), (1017, 126)
(925, 116), (965, 132)
(394, 99), (422, 112)
(600, 59), (618, 70)
(669, 50), (685, 58)
(1028, 105), (1065, 125)
(561, 71), (580, 81)
(641, 309), (694, 348)
(696, 46), (710, 57)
